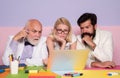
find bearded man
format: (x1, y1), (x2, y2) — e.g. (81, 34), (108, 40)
(76, 13), (115, 68)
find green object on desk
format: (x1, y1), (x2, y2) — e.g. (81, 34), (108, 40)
(25, 66), (46, 72)
(6, 66), (61, 78)
(6, 70), (28, 78)
(25, 66), (43, 70)
(6, 66), (46, 78)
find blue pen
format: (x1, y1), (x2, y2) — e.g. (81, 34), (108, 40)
(0, 69), (5, 73)
(108, 72), (120, 76)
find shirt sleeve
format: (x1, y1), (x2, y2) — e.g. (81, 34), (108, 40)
(2, 36), (18, 65)
(9, 40), (19, 53)
(92, 32), (113, 62)
(71, 34), (77, 44)
(86, 54), (95, 67)
(41, 43), (48, 59)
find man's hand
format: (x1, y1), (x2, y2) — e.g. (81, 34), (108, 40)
(82, 35), (96, 50)
(13, 29), (28, 42)
(91, 61), (116, 68)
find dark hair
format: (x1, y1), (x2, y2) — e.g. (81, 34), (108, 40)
(77, 13), (97, 26)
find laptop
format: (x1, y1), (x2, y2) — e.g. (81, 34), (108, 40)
(47, 49), (89, 76)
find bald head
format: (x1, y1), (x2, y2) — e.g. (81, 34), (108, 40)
(25, 19), (42, 30)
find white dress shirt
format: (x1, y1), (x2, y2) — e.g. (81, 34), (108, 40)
(2, 36), (48, 66)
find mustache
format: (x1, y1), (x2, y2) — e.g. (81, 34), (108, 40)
(81, 32), (93, 38)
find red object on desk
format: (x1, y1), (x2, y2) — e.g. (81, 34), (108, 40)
(28, 72), (59, 78)
(29, 76), (55, 78)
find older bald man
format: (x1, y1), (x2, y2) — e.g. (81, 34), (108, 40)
(2, 19), (48, 66)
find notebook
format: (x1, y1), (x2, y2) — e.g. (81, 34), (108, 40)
(47, 49), (89, 75)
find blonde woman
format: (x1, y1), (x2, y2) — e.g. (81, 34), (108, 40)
(46, 17), (76, 56)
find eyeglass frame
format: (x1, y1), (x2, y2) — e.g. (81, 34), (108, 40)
(55, 28), (69, 34)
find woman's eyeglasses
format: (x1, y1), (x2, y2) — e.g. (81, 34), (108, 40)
(56, 29), (69, 34)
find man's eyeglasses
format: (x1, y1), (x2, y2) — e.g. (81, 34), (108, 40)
(56, 29), (69, 34)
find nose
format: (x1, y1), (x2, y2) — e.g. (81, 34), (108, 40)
(36, 32), (41, 38)
(82, 29), (88, 33)
(61, 31), (65, 35)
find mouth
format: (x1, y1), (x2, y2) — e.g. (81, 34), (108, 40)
(34, 39), (39, 41)
(60, 36), (66, 38)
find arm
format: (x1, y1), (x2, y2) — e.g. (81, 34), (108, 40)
(54, 35), (66, 50)
(83, 31), (114, 68)
(2, 36), (15, 65)
(42, 43), (48, 66)
(93, 32), (113, 62)
(47, 35), (67, 55)
(91, 32), (115, 68)
(60, 41), (66, 50)
(82, 35), (96, 50)
(2, 29), (27, 65)
(13, 29), (27, 42)
(91, 61), (116, 68)
(46, 36), (55, 56)
(70, 41), (77, 50)
(70, 34), (77, 49)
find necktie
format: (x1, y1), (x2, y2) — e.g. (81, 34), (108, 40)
(24, 41), (34, 46)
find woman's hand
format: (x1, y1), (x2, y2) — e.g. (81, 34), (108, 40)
(54, 35), (66, 45)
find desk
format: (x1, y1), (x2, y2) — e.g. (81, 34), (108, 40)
(0, 64), (27, 78)
(0, 65), (120, 78)
(61, 70), (120, 78)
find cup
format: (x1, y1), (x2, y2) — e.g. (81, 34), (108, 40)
(10, 60), (19, 74)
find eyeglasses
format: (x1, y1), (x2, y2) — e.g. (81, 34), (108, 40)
(56, 29), (69, 34)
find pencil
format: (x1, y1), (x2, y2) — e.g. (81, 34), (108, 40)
(9, 55), (12, 61)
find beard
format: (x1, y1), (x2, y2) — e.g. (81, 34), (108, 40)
(81, 29), (96, 46)
(27, 37), (40, 46)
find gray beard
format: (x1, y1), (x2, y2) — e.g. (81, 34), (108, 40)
(27, 38), (39, 46)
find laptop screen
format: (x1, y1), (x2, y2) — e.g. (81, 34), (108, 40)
(47, 49), (89, 71)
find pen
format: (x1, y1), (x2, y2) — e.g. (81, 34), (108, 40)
(17, 56), (20, 61)
(11, 54), (14, 61)
(9, 54), (14, 61)
(0, 69), (5, 73)
(9, 55), (12, 61)
(72, 73), (83, 77)
(107, 72), (120, 76)
(64, 72), (83, 77)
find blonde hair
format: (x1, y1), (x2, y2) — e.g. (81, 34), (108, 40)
(51, 17), (72, 42)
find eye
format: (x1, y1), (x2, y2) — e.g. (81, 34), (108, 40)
(86, 26), (89, 29)
(39, 30), (42, 33)
(57, 29), (62, 31)
(80, 27), (83, 29)
(32, 30), (37, 33)
(64, 29), (68, 32)
(64, 30), (69, 33)
(56, 29), (62, 33)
